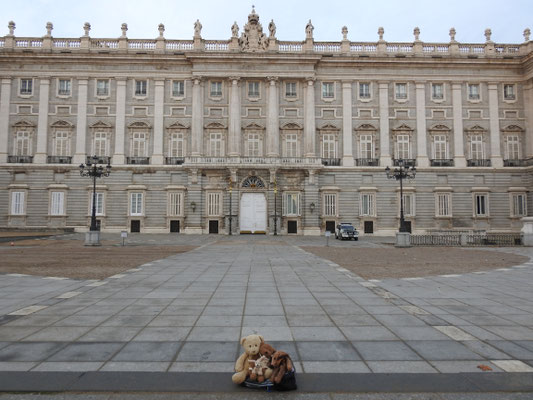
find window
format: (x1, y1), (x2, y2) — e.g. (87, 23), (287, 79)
(246, 133), (261, 157)
(474, 193), (488, 217)
(468, 84), (480, 100)
(285, 82), (297, 98)
(210, 81), (222, 97)
(93, 131), (108, 157)
(14, 131), (31, 155)
(58, 79), (71, 96)
(360, 193), (375, 216)
(10, 191), (25, 215)
(96, 79), (109, 97)
(432, 83), (444, 100)
(135, 80), (147, 97)
(169, 132), (184, 157)
(209, 132), (223, 156)
(436, 193), (451, 217)
(359, 82), (371, 99)
(50, 191), (65, 216)
(504, 84), (515, 100)
(90, 192), (105, 216)
(506, 136), (520, 160)
(323, 193), (336, 216)
(132, 132), (147, 157)
(511, 193), (527, 217)
(359, 135), (374, 159)
(322, 134), (336, 158)
(285, 134), (298, 157)
(395, 83), (407, 100)
(130, 193), (143, 216)
(470, 135), (484, 160)
(169, 192), (183, 216)
(396, 135), (410, 160)
(248, 82), (260, 98)
(207, 192), (221, 216)
(172, 80), (185, 97)
(433, 135), (448, 159)
(284, 193), (300, 216)
(20, 79), (33, 95)
(402, 193), (415, 217)
(54, 131), (69, 156)
(322, 82), (334, 99)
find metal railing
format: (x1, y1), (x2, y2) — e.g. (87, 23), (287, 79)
(8, 155), (33, 163)
(321, 158), (341, 166)
(126, 157), (150, 165)
(467, 233), (522, 246)
(410, 232), (522, 246)
(86, 156), (111, 165)
(503, 159), (527, 167)
(411, 234), (461, 246)
(393, 159), (416, 167)
(165, 157), (185, 165)
(47, 156), (72, 164)
(356, 158), (379, 166)
(430, 159), (454, 167)
(467, 159), (491, 167)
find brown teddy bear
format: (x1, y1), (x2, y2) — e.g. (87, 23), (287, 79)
(259, 342), (276, 360)
(270, 351), (294, 384)
(232, 334), (273, 384)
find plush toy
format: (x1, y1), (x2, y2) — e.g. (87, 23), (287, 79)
(259, 342), (276, 360)
(232, 334), (273, 384)
(249, 355), (270, 382)
(270, 351), (294, 384)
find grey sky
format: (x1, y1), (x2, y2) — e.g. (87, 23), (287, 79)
(3, 0), (532, 44)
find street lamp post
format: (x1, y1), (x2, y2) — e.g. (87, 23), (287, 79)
(228, 180), (233, 235)
(385, 159), (416, 233)
(273, 180), (278, 236)
(79, 155), (111, 245)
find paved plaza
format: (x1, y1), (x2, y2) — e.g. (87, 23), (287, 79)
(0, 234), (532, 395)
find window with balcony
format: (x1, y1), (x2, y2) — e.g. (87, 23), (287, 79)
(209, 132), (223, 156)
(436, 193), (451, 217)
(14, 131), (31, 156)
(172, 80), (185, 97)
(395, 83), (407, 100)
(469, 135), (484, 160)
(93, 131), (109, 158)
(505, 135), (520, 160)
(395, 134), (410, 160)
(96, 79), (110, 97)
(284, 133), (298, 157)
(360, 193), (376, 216)
(10, 191), (25, 215)
(20, 79), (33, 96)
(322, 82), (334, 99)
(58, 79), (71, 96)
(432, 135), (448, 160)
(504, 84), (516, 101)
(135, 80), (148, 97)
(473, 193), (489, 217)
(468, 83), (480, 101)
(431, 83), (444, 100)
(359, 135), (374, 159)
(130, 192), (143, 216)
(54, 131), (70, 157)
(322, 134), (337, 159)
(246, 133), (261, 157)
(131, 132), (147, 157)
(169, 132), (185, 158)
(359, 82), (371, 100)
(210, 81), (222, 97)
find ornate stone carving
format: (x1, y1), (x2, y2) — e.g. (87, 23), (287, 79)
(484, 28), (492, 43)
(242, 176), (265, 188)
(194, 19), (202, 38)
(121, 23), (128, 38)
(239, 7), (268, 52)
(231, 22), (239, 38)
(7, 21), (15, 36)
(378, 27), (385, 41)
(268, 19), (276, 38)
(449, 27), (456, 42)
(83, 22), (91, 37)
(305, 20), (314, 39)
(45, 22), (53, 37)
(342, 26), (348, 40)
(524, 28), (531, 42)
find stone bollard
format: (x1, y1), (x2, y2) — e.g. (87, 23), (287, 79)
(520, 217), (533, 246)
(395, 232), (411, 248)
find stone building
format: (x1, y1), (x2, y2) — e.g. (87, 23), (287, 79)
(0, 9), (532, 235)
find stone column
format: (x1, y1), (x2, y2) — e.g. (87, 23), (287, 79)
(304, 78), (316, 157)
(524, 80), (533, 159)
(34, 78), (50, 164)
(341, 81), (354, 166)
(228, 77), (241, 157)
(266, 77), (279, 157)
(415, 82), (429, 167)
(488, 83), (503, 167)
(191, 77), (203, 157)
(152, 79), (165, 165)
(0, 78), (12, 163)
(73, 78), (88, 164)
(378, 82), (391, 166)
(451, 83), (466, 167)
(113, 78), (127, 164)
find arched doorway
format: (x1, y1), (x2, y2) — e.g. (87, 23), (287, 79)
(239, 176), (267, 234)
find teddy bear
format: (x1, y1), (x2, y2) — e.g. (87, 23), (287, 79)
(249, 355), (270, 382)
(232, 334), (273, 384)
(270, 351), (294, 384)
(259, 342), (276, 360)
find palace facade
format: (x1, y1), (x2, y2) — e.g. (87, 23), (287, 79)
(0, 10), (532, 235)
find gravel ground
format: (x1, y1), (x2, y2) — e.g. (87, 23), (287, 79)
(0, 239), (196, 280)
(302, 246), (529, 279)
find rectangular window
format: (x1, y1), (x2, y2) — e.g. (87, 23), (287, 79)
(395, 83), (407, 99)
(402, 193), (414, 217)
(93, 131), (108, 157)
(360, 135), (374, 159)
(474, 194), (488, 217)
(396, 135), (410, 160)
(55, 131), (69, 156)
(14, 131), (31, 156)
(436, 193), (451, 217)
(246, 133), (260, 157)
(360, 193), (375, 216)
(20, 79), (33, 95)
(50, 191), (65, 216)
(433, 135), (448, 159)
(432, 83), (444, 100)
(130, 192), (143, 216)
(169, 192), (183, 216)
(322, 134), (336, 158)
(323, 193), (336, 216)
(207, 192), (221, 216)
(248, 82), (260, 97)
(10, 191), (25, 215)
(172, 80), (185, 97)
(504, 84), (515, 100)
(285, 134), (298, 157)
(470, 135), (484, 160)
(468, 84), (480, 100)
(96, 79), (109, 97)
(286, 82), (297, 97)
(210, 81), (222, 97)
(284, 193), (300, 216)
(359, 82), (371, 99)
(169, 133), (184, 157)
(506, 136), (520, 159)
(512, 193), (527, 217)
(90, 192), (104, 216)
(322, 82), (334, 98)
(58, 79), (71, 96)
(135, 80), (147, 97)
(132, 132), (146, 157)
(209, 132), (223, 156)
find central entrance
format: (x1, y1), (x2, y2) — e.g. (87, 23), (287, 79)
(240, 192), (267, 234)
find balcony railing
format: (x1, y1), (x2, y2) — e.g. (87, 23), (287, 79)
(503, 159), (527, 167)
(183, 156), (323, 166)
(47, 156), (72, 164)
(8, 155), (33, 163)
(165, 157), (185, 165)
(356, 158), (379, 166)
(393, 159), (416, 167)
(86, 156), (111, 165)
(467, 159), (491, 167)
(430, 159), (454, 167)
(321, 158), (341, 166)
(127, 157), (150, 165)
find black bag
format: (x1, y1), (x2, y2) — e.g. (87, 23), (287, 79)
(242, 378), (274, 391)
(274, 368), (297, 391)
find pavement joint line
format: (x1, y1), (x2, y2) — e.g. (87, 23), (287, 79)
(8, 305), (48, 316)
(490, 360), (533, 372)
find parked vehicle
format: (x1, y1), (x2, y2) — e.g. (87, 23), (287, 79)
(335, 223), (359, 240)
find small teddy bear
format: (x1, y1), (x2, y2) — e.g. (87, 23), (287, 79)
(249, 355), (270, 382)
(270, 351), (294, 384)
(232, 334), (273, 384)
(259, 342), (276, 360)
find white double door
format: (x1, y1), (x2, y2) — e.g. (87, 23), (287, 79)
(239, 192), (267, 233)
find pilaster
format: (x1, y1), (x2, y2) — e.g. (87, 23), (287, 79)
(488, 82), (503, 167)
(73, 78), (88, 164)
(152, 79), (165, 165)
(228, 77), (241, 157)
(34, 78), (50, 164)
(113, 78), (127, 165)
(524, 80), (533, 159)
(378, 82), (391, 166)
(0, 78), (12, 163)
(191, 77), (204, 156)
(341, 81), (354, 166)
(304, 78), (316, 157)
(451, 83), (466, 167)
(266, 77), (279, 157)
(415, 82), (429, 167)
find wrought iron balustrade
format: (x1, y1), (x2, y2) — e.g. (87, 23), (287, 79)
(127, 157), (150, 165)
(503, 159), (527, 167)
(393, 159), (416, 167)
(430, 159), (454, 167)
(8, 155), (33, 163)
(165, 157), (185, 165)
(87, 156), (111, 165)
(356, 158), (379, 166)
(47, 156), (72, 164)
(321, 158), (341, 166)
(467, 159), (491, 167)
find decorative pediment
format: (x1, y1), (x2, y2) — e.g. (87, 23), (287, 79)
(167, 121), (189, 129)
(464, 124), (486, 132)
(502, 124), (524, 132)
(243, 122), (264, 130)
(128, 121), (151, 128)
(89, 121), (112, 129)
(318, 123), (339, 131)
(429, 124), (451, 131)
(281, 122), (302, 130)
(12, 120), (35, 128)
(355, 123), (377, 131)
(205, 122), (226, 129)
(392, 123), (413, 132)
(50, 120), (73, 128)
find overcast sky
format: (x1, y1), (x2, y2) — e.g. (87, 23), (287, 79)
(3, 0), (532, 44)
